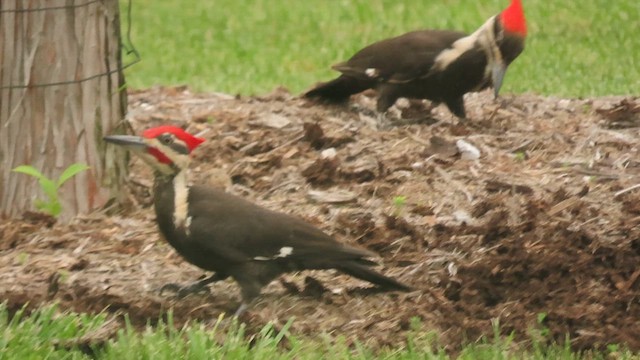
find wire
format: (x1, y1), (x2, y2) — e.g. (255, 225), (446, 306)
(0, 0), (140, 89)
(0, 0), (101, 13)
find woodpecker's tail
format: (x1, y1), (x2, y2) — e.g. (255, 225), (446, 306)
(303, 75), (373, 102)
(338, 262), (411, 292)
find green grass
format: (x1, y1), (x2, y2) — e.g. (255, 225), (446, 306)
(1, 304), (638, 359)
(119, 0), (640, 97)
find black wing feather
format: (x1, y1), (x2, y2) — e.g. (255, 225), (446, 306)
(186, 186), (377, 268)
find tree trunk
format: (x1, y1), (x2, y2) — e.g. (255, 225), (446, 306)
(0, 0), (128, 221)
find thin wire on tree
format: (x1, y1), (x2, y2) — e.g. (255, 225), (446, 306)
(0, 0), (140, 89)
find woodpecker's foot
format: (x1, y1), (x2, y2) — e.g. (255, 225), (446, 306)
(353, 106), (388, 129)
(213, 305), (250, 327)
(159, 273), (228, 298)
(159, 281), (211, 298)
(233, 303), (249, 318)
(376, 112), (393, 130)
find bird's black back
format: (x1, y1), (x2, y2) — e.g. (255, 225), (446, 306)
(335, 29), (467, 83)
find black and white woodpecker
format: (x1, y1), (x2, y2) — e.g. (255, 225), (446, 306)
(104, 126), (410, 316)
(304, 0), (527, 120)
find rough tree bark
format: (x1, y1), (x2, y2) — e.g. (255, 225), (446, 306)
(0, 0), (128, 220)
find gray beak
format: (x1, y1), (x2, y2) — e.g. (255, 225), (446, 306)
(103, 134), (148, 151)
(492, 62), (507, 99)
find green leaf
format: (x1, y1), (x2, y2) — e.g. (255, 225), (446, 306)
(393, 195), (407, 207)
(537, 312), (547, 324)
(34, 199), (47, 212)
(49, 202), (62, 217)
(57, 163), (90, 187)
(39, 177), (58, 203)
(12, 165), (47, 182)
(35, 199), (60, 217)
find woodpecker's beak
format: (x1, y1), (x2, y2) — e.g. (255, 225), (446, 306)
(492, 62), (507, 99)
(103, 135), (148, 152)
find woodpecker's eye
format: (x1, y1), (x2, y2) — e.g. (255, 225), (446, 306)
(159, 134), (173, 145)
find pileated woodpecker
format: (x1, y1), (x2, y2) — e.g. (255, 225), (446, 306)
(104, 126), (409, 316)
(303, 0), (527, 119)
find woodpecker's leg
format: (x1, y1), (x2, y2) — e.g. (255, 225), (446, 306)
(444, 97), (467, 120)
(375, 112), (390, 130)
(233, 290), (259, 318)
(375, 88), (400, 128)
(229, 273), (268, 318)
(233, 303), (250, 318)
(160, 272), (228, 298)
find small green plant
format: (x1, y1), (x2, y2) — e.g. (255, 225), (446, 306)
(514, 151), (527, 162)
(536, 312), (550, 338)
(392, 195), (407, 217)
(57, 269), (70, 283)
(12, 163), (90, 217)
(17, 252), (29, 265)
(529, 311), (552, 353)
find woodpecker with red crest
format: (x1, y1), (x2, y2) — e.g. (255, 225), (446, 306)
(104, 126), (409, 316)
(304, 0), (527, 120)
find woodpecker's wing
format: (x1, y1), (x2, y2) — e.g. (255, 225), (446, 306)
(186, 186), (377, 267)
(332, 30), (466, 84)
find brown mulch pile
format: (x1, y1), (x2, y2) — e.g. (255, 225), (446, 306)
(1, 86), (639, 352)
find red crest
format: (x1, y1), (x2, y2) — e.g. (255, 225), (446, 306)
(501, 0), (527, 37)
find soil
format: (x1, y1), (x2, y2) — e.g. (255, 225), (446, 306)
(1, 86), (639, 352)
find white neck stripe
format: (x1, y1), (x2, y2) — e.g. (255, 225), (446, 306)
(173, 170), (190, 229)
